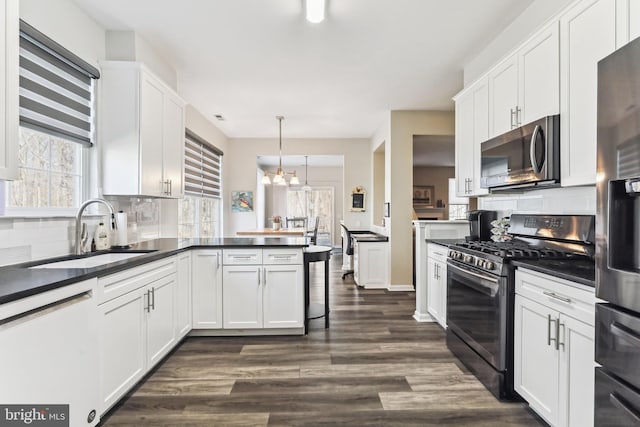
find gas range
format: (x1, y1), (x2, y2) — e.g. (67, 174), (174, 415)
(447, 239), (592, 276)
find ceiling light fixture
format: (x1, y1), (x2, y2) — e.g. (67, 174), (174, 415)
(305, 0), (326, 23)
(261, 116), (299, 186)
(302, 155), (312, 191)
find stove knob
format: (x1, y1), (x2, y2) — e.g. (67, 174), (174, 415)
(463, 255), (473, 264)
(485, 261), (495, 271)
(448, 250), (455, 258)
(477, 259), (486, 268)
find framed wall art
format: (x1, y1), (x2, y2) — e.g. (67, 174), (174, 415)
(231, 191), (254, 212)
(413, 185), (434, 206)
(350, 186), (366, 212)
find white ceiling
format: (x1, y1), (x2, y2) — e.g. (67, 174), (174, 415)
(74, 0), (534, 138)
(257, 154), (343, 168)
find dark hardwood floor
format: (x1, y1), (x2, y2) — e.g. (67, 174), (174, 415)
(100, 254), (544, 426)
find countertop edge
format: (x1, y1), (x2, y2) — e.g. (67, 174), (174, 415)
(0, 238), (310, 305)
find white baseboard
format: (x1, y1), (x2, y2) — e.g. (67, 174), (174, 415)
(413, 311), (436, 322)
(387, 284), (415, 291)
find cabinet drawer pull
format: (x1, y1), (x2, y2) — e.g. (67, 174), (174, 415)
(611, 321), (640, 348)
(230, 255), (254, 259)
(547, 314), (557, 347)
(610, 393), (640, 423)
(542, 291), (572, 304)
(270, 255), (294, 260)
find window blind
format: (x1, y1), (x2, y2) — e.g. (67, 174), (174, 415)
(19, 20), (99, 146)
(184, 130), (223, 198)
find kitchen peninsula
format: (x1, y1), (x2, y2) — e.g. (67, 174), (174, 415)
(0, 237), (308, 425)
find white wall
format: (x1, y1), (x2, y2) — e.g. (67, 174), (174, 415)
(464, 0), (574, 85)
(383, 110), (455, 288)
(225, 138), (371, 237)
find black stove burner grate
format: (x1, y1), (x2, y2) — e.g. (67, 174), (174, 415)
(454, 240), (589, 261)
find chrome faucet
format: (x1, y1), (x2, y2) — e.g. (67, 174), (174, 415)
(75, 198), (118, 255)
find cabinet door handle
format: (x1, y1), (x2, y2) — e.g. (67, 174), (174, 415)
(145, 290), (151, 313)
(543, 291), (572, 304)
(510, 107), (518, 128)
(610, 392), (640, 423)
(263, 268), (267, 286)
(151, 287), (155, 310)
(557, 321), (564, 351)
(258, 268), (261, 285)
(168, 179), (172, 195)
(547, 314), (557, 347)
(216, 253), (220, 269)
(516, 106), (522, 126)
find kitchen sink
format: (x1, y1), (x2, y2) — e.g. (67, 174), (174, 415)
(30, 252), (149, 269)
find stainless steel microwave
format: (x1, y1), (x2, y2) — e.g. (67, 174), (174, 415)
(480, 115), (560, 191)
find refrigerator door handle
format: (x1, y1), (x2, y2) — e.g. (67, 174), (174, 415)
(611, 321), (640, 348)
(609, 392), (640, 423)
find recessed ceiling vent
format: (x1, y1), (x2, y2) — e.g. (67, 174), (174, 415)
(214, 114), (225, 121)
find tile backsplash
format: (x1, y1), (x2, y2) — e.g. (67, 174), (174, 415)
(0, 197), (161, 266)
(478, 185), (596, 218)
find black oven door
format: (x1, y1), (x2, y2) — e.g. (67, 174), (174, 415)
(447, 260), (507, 370)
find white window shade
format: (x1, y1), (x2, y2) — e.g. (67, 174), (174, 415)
(19, 20), (99, 146)
(184, 130), (223, 198)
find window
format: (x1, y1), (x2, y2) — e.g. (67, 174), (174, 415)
(447, 178), (469, 220)
(8, 127), (83, 210)
(3, 20), (99, 214)
(178, 130), (223, 238)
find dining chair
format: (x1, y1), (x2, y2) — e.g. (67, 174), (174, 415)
(340, 223), (354, 280)
(305, 216), (320, 244)
(286, 217), (308, 228)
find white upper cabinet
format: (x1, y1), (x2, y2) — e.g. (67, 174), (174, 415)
(0, 0), (18, 180)
(560, 0), (616, 187)
(616, 0), (640, 48)
(518, 22), (560, 125)
(100, 62), (185, 198)
(454, 77), (489, 197)
(489, 54), (519, 137)
(489, 22), (560, 138)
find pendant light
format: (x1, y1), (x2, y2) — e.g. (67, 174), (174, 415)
(262, 116), (299, 186)
(302, 155), (312, 191)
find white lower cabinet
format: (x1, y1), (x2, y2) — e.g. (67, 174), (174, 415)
(0, 280), (100, 426)
(176, 252), (192, 337)
(353, 240), (389, 288)
(426, 243), (447, 328)
(222, 248), (303, 329)
(191, 249), (223, 329)
(514, 268), (596, 427)
(98, 258), (177, 415)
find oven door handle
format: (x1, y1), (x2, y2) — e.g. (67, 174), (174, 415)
(447, 261), (500, 297)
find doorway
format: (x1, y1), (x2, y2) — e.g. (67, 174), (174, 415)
(287, 187), (335, 246)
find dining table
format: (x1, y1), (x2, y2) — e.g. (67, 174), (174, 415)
(236, 227), (306, 237)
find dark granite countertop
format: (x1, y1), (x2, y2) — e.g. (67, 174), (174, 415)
(352, 233), (388, 242)
(0, 237), (308, 305)
(427, 238), (466, 247)
(512, 258), (595, 288)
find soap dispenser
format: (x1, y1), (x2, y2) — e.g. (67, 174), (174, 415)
(94, 221), (110, 250)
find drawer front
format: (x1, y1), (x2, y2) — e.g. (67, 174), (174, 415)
(97, 257), (176, 304)
(515, 268), (595, 326)
(596, 303), (640, 390)
(427, 243), (448, 263)
(263, 248), (303, 265)
(595, 368), (640, 426)
(223, 249), (262, 265)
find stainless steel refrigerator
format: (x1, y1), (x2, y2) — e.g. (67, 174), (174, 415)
(595, 35), (640, 426)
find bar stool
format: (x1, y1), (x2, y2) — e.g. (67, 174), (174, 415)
(303, 245), (332, 333)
